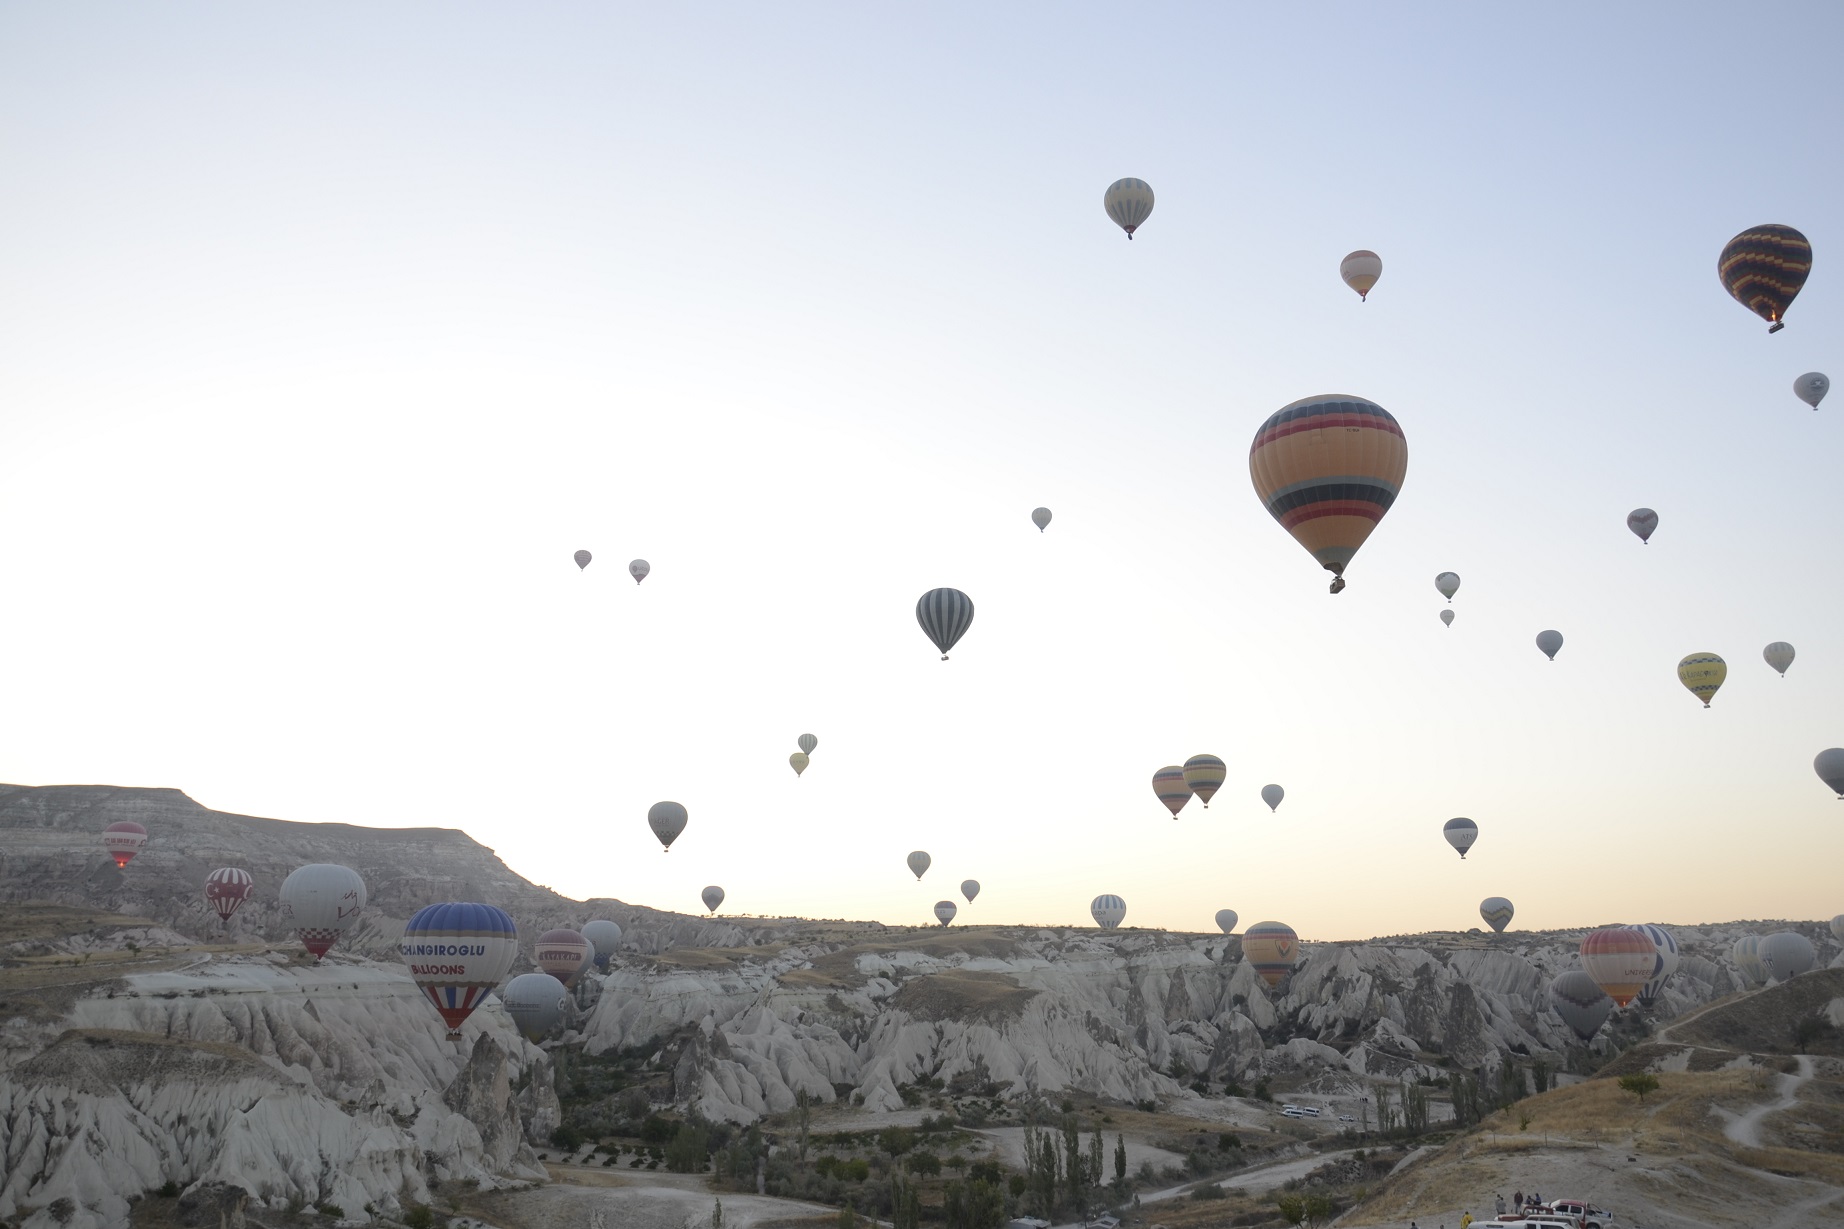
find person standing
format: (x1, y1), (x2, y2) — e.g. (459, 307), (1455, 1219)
(1496, 1194), (1507, 1216)
(1513, 1191), (1523, 1210)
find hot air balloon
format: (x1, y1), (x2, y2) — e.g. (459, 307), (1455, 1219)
(1439, 609), (1454, 628)
(1153, 767), (1190, 819)
(582, 919), (623, 970)
(798, 733), (818, 755)
(1549, 970), (1614, 1042)
(790, 752), (810, 777)
(1795, 372), (1830, 409)
(1340, 250), (1382, 301)
(1763, 642), (1795, 676)
(961, 880), (980, 903)
(1580, 927), (1655, 1007)
(648, 801), (688, 852)
(574, 550), (592, 570)
(701, 886), (725, 915)
(1718, 224), (1811, 332)
(1435, 572), (1460, 601)
(101, 821), (146, 869)
(1536, 630), (1563, 661)
(1817, 749), (1844, 798)
(1732, 935), (1768, 987)
(279, 863), (366, 960)
(1249, 394), (1408, 594)
(1261, 784), (1284, 812)
(502, 971), (570, 1042)
(1677, 652), (1726, 707)
(400, 903), (520, 1039)
(1090, 894), (1127, 929)
(933, 900), (957, 927)
(1627, 923), (1679, 1008)
(1480, 897), (1514, 934)
(1214, 909), (1239, 935)
(535, 928), (591, 986)
(204, 868), (254, 926)
(1627, 508), (1658, 544)
(1103, 178), (1154, 238)
(907, 851), (931, 880)
(1183, 755), (1226, 807)
(1443, 818), (1478, 859)
(1760, 931), (1816, 981)
(629, 559), (650, 584)
(1032, 507), (1052, 532)
(1242, 921), (1300, 987)
(916, 588), (974, 660)
(1830, 915), (1844, 942)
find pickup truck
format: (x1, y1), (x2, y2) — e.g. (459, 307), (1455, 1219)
(1541, 1200), (1613, 1229)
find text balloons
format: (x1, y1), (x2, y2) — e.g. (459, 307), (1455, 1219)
(1763, 642), (1795, 676)
(1153, 766), (1190, 819)
(629, 559), (650, 584)
(933, 900), (957, 927)
(204, 868), (254, 926)
(1214, 909), (1239, 935)
(702, 886), (725, 914)
(961, 879), (980, 903)
(1435, 571), (1460, 601)
(1183, 754), (1226, 807)
(1090, 894), (1127, 929)
(1250, 394), (1408, 594)
(502, 972), (569, 1043)
(1718, 223), (1811, 332)
(574, 550), (592, 570)
(1443, 818), (1478, 859)
(648, 801), (688, 852)
(401, 903), (519, 1038)
(1817, 748), (1844, 798)
(1340, 250), (1382, 301)
(1103, 178), (1154, 238)
(1032, 507), (1052, 532)
(102, 821), (146, 869)
(1627, 508), (1658, 544)
(1242, 921), (1300, 987)
(1550, 970), (1613, 1042)
(279, 863), (367, 961)
(1536, 630), (1563, 660)
(1580, 927), (1655, 1007)
(1261, 784), (1284, 812)
(916, 588), (975, 660)
(1480, 897), (1514, 934)
(1795, 372), (1829, 409)
(582, 919), (623, 969)
(535, 929), (591, 986)
(1677, 652), (1727, 707)
(907, 850), (931, 880)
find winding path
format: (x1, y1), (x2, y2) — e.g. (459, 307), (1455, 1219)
(1721, 1054), (1814, 1149)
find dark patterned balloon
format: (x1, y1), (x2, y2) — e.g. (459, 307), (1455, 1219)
(1718, 224), (1811, 333)
(915, 588), (974, 660)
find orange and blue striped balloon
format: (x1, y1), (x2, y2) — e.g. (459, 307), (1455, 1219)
(1250, 394), (1408, 592)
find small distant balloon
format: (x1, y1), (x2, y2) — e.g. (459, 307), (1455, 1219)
(1676, 652), (1726, 707)
(1479, 897), (1514, 934)
(933, 900), (957, 927)
(1183, 754), (1226, 807)
(1440, 609), (1455, 628)
(102, 821), (147, 869)
(1260, 784), (1284, 812)
(1443, 818), (1478, 858)
(789, 753), (809, 777)
(1090, 894), (1127, 929)
(916, 587), (974, 660)
(1435, 572), (1460, 602)
(1153, 766), (1190, 819)
(1103, 178), (1154, 239)
(1814, 748), (1844, 798)
(1032, 507), (1052, 532)
(1214, 909), (1239, 935)
(1627, 508), (1658, 544)
(205, 868), (254, 926)
(702, 886), (725, 915)
(1536, 630), (1563, 661)
(961, 879), (980, 903)
(648, 801), (688, 852)
(1718, 223), (1811, 333)
(574, 550), (592, 570)
(1794, 372), (1829, 409)
(1763, 642), (1795, 676)
(798, 733), (818, 755)
(907, 850), (931, 880)
(1340, 250), (1382, 301)
(629, 559), (650, 584)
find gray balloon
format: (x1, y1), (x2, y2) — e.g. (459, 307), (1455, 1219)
(961, 879), (980, 903)
(933, 900), (957, 926)
(1214, 909), (1238, 934)
(1550, 969), (1613, 1042)
(797, 733), (818, 755)
(1435, 571), (1460, 601)
(1795, 372), (1829, 409)
(581, 919), (623, 969)
(1815, 748), (1844, 798)
(629, 559), (650, 584)
(1760, 931), (1816, 981)
(574, 550), (592, 570)
(701, 885), (725, 914)
(1536, 629), (1563, 660)
(1440, 609), (1454, 628)
(907, 850), (931, 880)
(1627, 508), (1658, 544)
(1032, 507), (1052, 532)
(647, 801), (688, 851)
(501, 972), (569, 1043)
(1261, 784), (1284, 812)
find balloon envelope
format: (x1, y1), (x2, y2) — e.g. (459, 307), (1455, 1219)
(401, 903), (520, 1037)
(1480, 897), (1514, 934)
(702, 886), (725, 914)
(1536, 630), (1563, 660)
(933, 900), (957, 926)
(1435, 571), (1460, 601)
(1718, 223), (1811, 332)
(535, 929), (591, 986)
(1580, 927), (1655, 1007)
(1261, 784), (1284, 812)
(574, 550), (592, 570)
(1677, 652), (1727, 707)
(1214, 909), (1239, 935)
(1242, 921), (1300, 987)
(502, 972), (570, 1042)
(1760, 931), (1816, 981)
(204, 868), (254, 925)
(1340, 250), (1382, 300)
(1627, 508), (1658, 543)
(961, 879), (980, 903)
(1249, 394), (1408, 592)
(1550, 970), (1614, 1042)
(1090, 894), (1127, 929)
(1763, 642), (1795, 676)
(648, 801), (688, 851)
(915, 588), (974, 659)
(1795, 372), (1829, 409)
(797, 733), (818, 755)
(1440, 609), (1455, 628)
(1153, 766), (1190, 818)
(102, 821), (147, 869)
(629, 559), (650, 584)
(1817, 748), (1844, 798)
(1182, 755), (1226, 807)
(789, 752), (810, 777)
(279, 863), (366, 959)
(1443, 818), (1478, 858)
(1032, 507), (1052, 532)
(1627, 923), (1679, 1007)
(1732, 935), (1768, 986)
(581, 919), (623, 969)
(1103, 178), (1154, 237)
(1830, 915), (1844, 943)
(907, 850), (931, 880)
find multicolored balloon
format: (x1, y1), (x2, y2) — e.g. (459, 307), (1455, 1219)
(1249, 394), (1408, 594)
(1718, 224), (1811, 332)
(1242, 921), (1300, 988)
(1580, 927), (1655, 1007)
(1627, 508), (1658, 544)
(1261, 784), (1284, 812)
(534, 928), (591, 986)
(961, 879), (980, 903)
(1480, 897), (1514, 934)
(400, 903), (519, 1039)
(204, 868), (254, 926)
(629, 559), (650, 584)
(916, 587), (974, 660)
(1183, 754), (1226, 807)
(1153, 766), (1190, 819)
(648, 801), (688, 852)
(933, 900), (957, 927)
(574, 550), (592, 570)
(1443, 818), (1478, 859)
(790, 752), (810, 777)
(1627, 923), (1679, 1008)
(1795, 372), (1829, 409)
(1340, 250), (1382, 301)
(1090, 894), (1127, 929)
(1032, 507), (1052, 532)
(1550, 969), (1613, 1042)
(1103, 179), (1154, 239)
(101, 821), (147, 869)
(1215, 909), (1239, 935)
(701, 886), (725, 915)
(1435, 572), (1460, 601)
(279, 863), (366, 961)
(907, 850), (931, 880)
(1677, 652), (1726, 707)
(1760, 931), (1816, 981)
(501, 971), (570, 1042)
(582, 919), (623, 969)
(1536, 630), (1563, 660)
(1440, 609), (1455, 628)
(1763, 642), (1795, 676)
(1817, 748), (1844, 798)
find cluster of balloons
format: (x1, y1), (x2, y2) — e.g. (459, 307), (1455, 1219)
(1150, 755), (1227, 817)
(906, 851), (981, 925)
(573, 551), (650, 584)
(789, 732), (818, 777)
(1436, 571), (1460, 627)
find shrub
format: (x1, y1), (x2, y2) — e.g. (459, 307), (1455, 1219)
(1189, 1183), (1225, 1201)
(156, 1182), (179, 1199)
(907, 1152), (941, 1177)
(550, 1124), (584, 1151)
(843, 1158), (870, 1182)
(315, 1205), (345, 1219)
(404, 1206), (435, 1229)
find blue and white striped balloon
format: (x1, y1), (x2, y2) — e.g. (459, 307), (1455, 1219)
(1090, 894), (1127, 929)
(1626, 923), (1679, 1007)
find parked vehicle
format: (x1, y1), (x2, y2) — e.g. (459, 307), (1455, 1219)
(1541, 1200), (1613, 1229)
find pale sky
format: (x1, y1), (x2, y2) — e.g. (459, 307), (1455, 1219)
(2, 4), (1840, 940)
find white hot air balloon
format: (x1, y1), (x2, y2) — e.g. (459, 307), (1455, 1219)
(701, 885), (725, 914)
(961, 879), (980, 903)
(933, 900), (957, 927)
(1627, 508), (1658, 544)
(1816, 748), (1844, 799)
(906, 850), (931, 880)
(1443, 818), (1478, 858)
(1031, 507), (1052, 532)
(1440, 609), (1455, 628)
(1435, 572), (1460, 602)
(1794, 372), (1829, 409)
(582, 919), (623, 969)
(502, 972), (570, 1042)
(1536, 630), (1564, 660)
(279, 864), (367, 961)
(629, 559), (650, 584)
(1260, 784), (1284, 812)
(1090, 894), (1127, 929)
(1103, 178), (1154, 238)
(1763, 642), (1795, 676)
(1760, 931), (1817, 981)
(1214, 909), (1238, 935)
(1340, 250), (1383, 301)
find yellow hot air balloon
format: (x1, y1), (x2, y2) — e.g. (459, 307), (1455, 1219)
(1676, 652), (1726, 708)
(1249, 395), (1407, 593)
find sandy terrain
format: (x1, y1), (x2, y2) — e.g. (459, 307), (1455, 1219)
(460, 1167), (839, 1229)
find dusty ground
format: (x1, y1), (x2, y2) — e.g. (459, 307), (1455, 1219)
(454, 1167), (839, 1229)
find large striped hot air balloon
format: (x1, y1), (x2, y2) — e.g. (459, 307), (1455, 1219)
(1549, 970), (1613, 1042)
(204, 868), (254, 926)
(1103, 179), (1154, 238)
(101, 821), (147, 869)
(1242, 921), (1300, 987)
(915, 588), (974, 660)
(279, 863), (366, 960)
(400, 902), (519, 1039)
(1182, 755), (1226, 807)
(1152, 766), (1190, 819)
(1677, 652), (1726, 707)
(1580, 927), (1655, 1007)
(1249, 394), (1407, 593)
(535, 928), (591, 986)
(1090, 894), (1127, 929)
(1718, 224), (1811, 333)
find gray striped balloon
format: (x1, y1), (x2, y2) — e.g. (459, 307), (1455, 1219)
(916, 588), (974, 660)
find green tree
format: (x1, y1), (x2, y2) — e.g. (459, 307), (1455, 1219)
(709, 1197), (723, 1229)
(879, 1126), (915, 1159)
(837, 1200), (855, 1229)
(797, 1089), (812, 1161)
(1532, 1059), (1551, 1094)
(1618, 1072), (1660, 1103)
(1113, 1134), (1127, 1188)
(666, 1122), (711, 1173)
